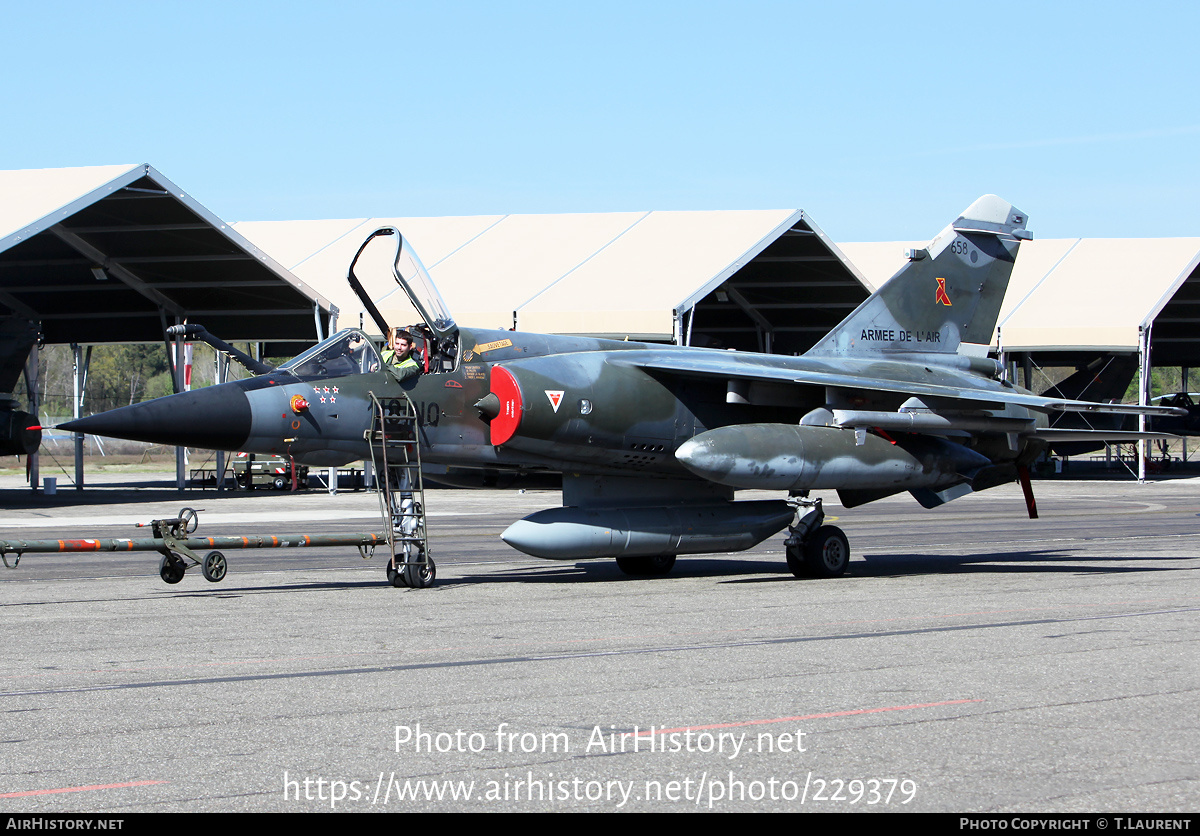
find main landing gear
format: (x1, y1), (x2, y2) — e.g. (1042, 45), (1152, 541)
(784, 497), (850, 579)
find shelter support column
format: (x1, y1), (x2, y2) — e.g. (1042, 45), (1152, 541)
(1138, 325), (1151, 483)
(71, 343), (91, 490)
(1183, 366), (1189, 464)
(215, 352), (228, 492)
(173, 319), (186, 492)
(24, 347), (38, 492)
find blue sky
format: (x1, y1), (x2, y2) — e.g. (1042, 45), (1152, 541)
(3, 1), (1197, 241)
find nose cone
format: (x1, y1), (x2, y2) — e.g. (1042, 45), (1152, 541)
(59, 382), (253, 450)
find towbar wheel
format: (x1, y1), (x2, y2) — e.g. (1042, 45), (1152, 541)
(159, 555), (187, 584)
(202, 551), (228, 583)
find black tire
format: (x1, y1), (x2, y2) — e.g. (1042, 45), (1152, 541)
(403, 555), (436, 589)
(387, 563), (407, 587)
(202, 551), (227, 583)
(615, 554), (677, 576)
(159, 555), (186, 584)
(803, 525), (850, 578)
(785, 542), (806, 578)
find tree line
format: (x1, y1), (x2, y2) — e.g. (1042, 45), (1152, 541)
(13, 343), (259, 421)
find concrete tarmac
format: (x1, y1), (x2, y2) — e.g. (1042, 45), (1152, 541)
(0, 476), (1197, 812)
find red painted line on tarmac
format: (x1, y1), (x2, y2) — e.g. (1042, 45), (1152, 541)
(626, 699), (985, 738)
(0, 780), (168, 798)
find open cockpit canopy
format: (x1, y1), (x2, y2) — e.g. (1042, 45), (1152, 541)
(347, 227), (459, 372)
(347, 227), (456, 340)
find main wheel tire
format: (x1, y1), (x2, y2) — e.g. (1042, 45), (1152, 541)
(803, 525), (849, 578)
(202, 550), (227, 583)
(615, 554), (677, 576)
(785, 542), (806, 578)
(159, 555), (186, 584)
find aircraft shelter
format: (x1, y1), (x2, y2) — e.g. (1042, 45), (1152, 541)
(232, 209), (868, 356)
(0, 164), (871, 492)
(0, 164), (336, 490)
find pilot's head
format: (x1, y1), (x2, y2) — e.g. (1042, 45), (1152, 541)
(390, 327), (416, 357)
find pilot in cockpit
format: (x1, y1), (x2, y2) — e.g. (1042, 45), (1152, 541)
(382, 327), (421, 382)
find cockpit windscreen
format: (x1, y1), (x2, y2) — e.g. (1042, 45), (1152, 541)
(278, 330), (382, 378)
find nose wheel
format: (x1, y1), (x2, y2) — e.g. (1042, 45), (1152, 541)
(387, 549), (436, 588)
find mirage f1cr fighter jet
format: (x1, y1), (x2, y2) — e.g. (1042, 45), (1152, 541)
(60, 196), (1182, 579)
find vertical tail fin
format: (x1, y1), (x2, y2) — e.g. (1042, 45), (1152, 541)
(807, 195), (1031, 359)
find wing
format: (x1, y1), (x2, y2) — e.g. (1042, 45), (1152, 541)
(609, 350), (1186, 419)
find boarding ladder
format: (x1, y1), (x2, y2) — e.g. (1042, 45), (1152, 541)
(366, 392), (435, 587)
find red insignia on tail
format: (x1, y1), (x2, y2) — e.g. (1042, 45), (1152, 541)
(935, 276), (952, 306)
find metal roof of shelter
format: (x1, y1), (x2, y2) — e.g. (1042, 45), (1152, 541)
(234, 209), (868, 355)
(839, 238), (1200, 366)
(0, 164), (333, 344)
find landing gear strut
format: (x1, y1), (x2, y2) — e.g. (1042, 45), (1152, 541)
(784, 497), (850, 578)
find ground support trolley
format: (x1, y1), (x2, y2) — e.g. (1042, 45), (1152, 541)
(0, 507), (390, 585)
